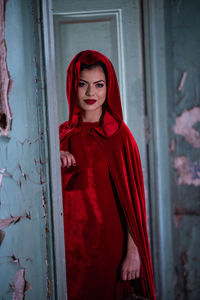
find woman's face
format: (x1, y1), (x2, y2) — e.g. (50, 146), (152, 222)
(78, 66), (107, 115)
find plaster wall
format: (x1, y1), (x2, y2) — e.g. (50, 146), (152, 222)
(0, 0), (52, 298)
(166, 1), (200, 299)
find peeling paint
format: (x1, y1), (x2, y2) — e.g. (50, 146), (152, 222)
(178, 71), (187, 92)
(174, 214), (182, 227)
(0, 0), (13, 136)
(181, 250), (192, 295)
(0, 168), (6, 189)
(0, 229), (5, 245)
(176, 96), (185, 106)
(0, 167), (6, 189)
(169, 138), (176, 153)
(12, 268), (32, 300)
(18, 164), (27, 180)
(0, 255), (33, 265)
(42, 186), (51, 298)
(1, 165), (46, 187)
(174, 250), (192, 299)
(166, 1), (200, 299)
(12, 269), (25, 300)
(10, 254), (20, 265)
(0, 213), (31, 230)
(0, 0), (53, 296)
(174, 205), (200, 226)
(47, 277), (51, 299)
(42, 187), (46, 217)
(174, 156), (200, 186)
(17, 135), (42, 145)
(173, 107), (200, 148)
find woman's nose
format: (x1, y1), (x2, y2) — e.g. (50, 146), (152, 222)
(86, 85), (95, 96)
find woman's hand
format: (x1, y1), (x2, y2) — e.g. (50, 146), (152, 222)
(121, 226), (140, 281)
(60, 150), (76, 168)
(121, 248), (140, 281)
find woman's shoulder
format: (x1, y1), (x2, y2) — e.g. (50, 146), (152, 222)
(59, 120), (69, 132)
(119, 121), (137, 144)
(59, 121), (71, 142)
(106, 121), (140, 158)
(115, 122), (141, 157)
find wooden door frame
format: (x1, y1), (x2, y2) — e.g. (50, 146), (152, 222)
(42, 0), (67, 299)
(142, 1), (174, 299)
(41, 0), (174, 299)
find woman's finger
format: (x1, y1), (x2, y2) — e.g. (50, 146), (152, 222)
(127, 272), (132, 281)
(131, 271), (136, 280)
(62, 153), (71, 168)
(68, 155), (76, 167)
(121, 270), (127, 281)
(60, 151), (67, 167)
(62, 156), (68, 168)
(70, 154), (76, 166)
(60, 156), (64, 168)
(135, 269), (140, 278)
(66, 156), (71, 168)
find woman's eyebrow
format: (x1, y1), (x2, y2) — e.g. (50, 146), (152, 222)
(79, 79), (105, 83)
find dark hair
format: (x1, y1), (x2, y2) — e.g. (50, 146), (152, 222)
(80, 61), (108, 84)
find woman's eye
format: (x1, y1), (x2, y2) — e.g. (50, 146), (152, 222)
(78, 82), (85, 87)
(96, 83), (104, 88)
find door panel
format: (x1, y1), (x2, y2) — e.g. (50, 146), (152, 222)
(52, 0), (151, 292)
(54, 12), (120, 124)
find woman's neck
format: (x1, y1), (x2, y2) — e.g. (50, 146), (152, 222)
(80, 108), (102, 122)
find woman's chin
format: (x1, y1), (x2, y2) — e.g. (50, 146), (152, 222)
(80, 105), (102, 113)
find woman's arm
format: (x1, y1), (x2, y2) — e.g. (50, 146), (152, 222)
(121, 225), (141, 281)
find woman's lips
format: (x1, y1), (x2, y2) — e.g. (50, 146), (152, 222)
(84, 99), (97, 105)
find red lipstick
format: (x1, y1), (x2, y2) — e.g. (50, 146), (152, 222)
(84, 99), (97, 105)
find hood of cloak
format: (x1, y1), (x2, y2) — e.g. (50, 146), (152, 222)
(62, 50), (124, 138)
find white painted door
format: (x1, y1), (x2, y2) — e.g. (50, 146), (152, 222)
(52, 0), (151, 295)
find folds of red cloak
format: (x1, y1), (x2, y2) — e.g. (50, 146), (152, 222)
(60, 122), (156, 300)
(93, 123), (156, 300)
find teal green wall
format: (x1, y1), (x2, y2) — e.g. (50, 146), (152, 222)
(165, 0), (200, 299)
(0, 0), (54, 298)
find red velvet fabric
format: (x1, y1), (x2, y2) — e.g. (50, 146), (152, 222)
(60, 50), (156, 300)
(61, 121), (131, 299)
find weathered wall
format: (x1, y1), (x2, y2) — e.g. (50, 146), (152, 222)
(0, 0), (53, 298)
(0, 0), (12, 136)
(166, 0), (200, 299)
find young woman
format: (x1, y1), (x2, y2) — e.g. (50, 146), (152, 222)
(59, 50), (155, 300)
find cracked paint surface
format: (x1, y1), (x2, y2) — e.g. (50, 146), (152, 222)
(0, 214), (30, 230)
(173, 107), (200, 148)
(167, 0), (200, 299)
(177, 71), (187, 92)
(174, 205), (200, 227)
(0, 168), (6, 189)
(0, 0), (52, 298)
(174, 156), (200, 186)
(12, 268), (32, 300)
(0, 0), (12, 136)
(0, 230), (5, 245)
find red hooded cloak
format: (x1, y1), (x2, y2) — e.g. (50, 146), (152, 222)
(59, 50), (156, 300)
